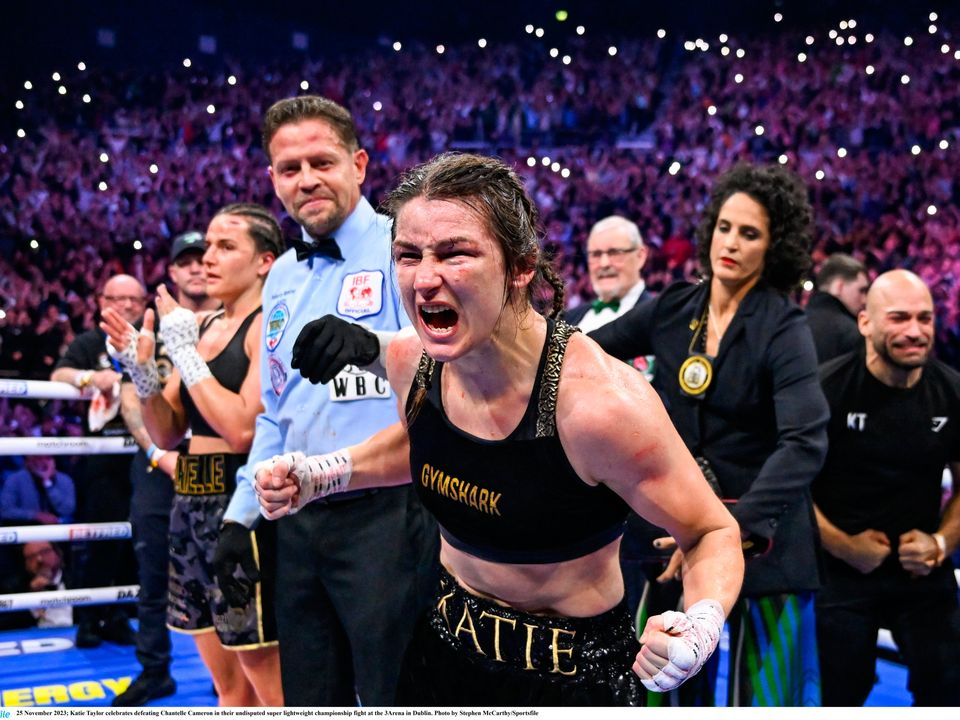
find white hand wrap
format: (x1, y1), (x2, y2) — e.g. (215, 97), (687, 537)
(105, 325), (161, 398)
(255, 449), (353, 516)
(642, 599), (725, 693)
(159, 307), (211, 387)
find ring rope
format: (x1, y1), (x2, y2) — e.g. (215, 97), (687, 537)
(0, 436), (138, 456)
(0, 585), (140, 612)
(0, 379), (88, 401)
(0, 521), (132, 544)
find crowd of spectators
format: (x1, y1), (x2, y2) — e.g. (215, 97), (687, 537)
(2, 11), (959, 445)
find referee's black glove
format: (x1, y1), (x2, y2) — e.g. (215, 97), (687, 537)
(291, 314), (379, 384)
(213, 522), (260, 608)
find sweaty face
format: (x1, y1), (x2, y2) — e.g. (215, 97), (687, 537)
(586, 226), (645, 303)
(268, 119), (367, 240)
(202, 215), (271, 302)
(393, 197), (520, 364)
(708, 192), (771, 292)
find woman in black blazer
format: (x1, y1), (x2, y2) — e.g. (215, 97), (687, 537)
(591, 163), (829, 707)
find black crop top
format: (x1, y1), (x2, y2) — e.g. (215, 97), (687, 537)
(179, 307), (261, 439)
(406, 319), (629, 564)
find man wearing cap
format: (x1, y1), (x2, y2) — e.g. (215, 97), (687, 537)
(110, 233), (219, 706)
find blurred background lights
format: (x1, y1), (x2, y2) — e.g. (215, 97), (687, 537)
(778, 154), (789, 164)
(206, 104), (215, 114)
(436, 44), (445, 54)
(77, 62), (86, 71)
(803, 280), (814, 292)
(98, 181), (108, 191)
(535, 27), (544, 37)
(608, 46), (617, 56)
(82, 93), (91, 103)
(929, 25), (937, 34)
(865, 33), (874, 43)
(478, 38), (487, 48)
(903, 36), (913, 46)
(754, 124), (764, 136)
(525, 24), (533, 34)
(719, 33), (728, 43)
(541, 156), (551, 166)
(798, 52), (807, 62)
(837, 147), (847, 158)
(930, 12), (938, 21)
(183, 58), (191, 67)
(560, 168), (571, 178)
(133, 240), (143, 250)
(911, 145), (921, 155)
(848, 19), (857, 28)
(865, 64), (875, 75)
(773, 12), (782, 22)
(551, 162), (560, 172)
(668, 161), (681, 175)
(227, 75), (237, 85)
(149, 163), (159, 174)
(955, 50), (960, 60)
(848, 36), (856, 44)
(576, 26), (585, 35)
(300, 80), (309, 90)
(927, 204), (937, 215)
(372, 101), (383, 111)
(736, 48), (745, 58)
(684, 41), (696, 51)
(99, 152), (109, 163)
(550, 47), (559, 57)
(836, 37), (845, 46)
(29, 240), (39, 250)
(939, 139), (949, 150)
(839, 20), (848, 30)
(707, 105), (717, 115)
(24, 81), (33, 90)
(58, 86), (67, 95)
(15, 100), (23, 109)
(721, 46), (730, 56)
(806, 35), (814, 45)
(16, 129), (25, 138)
(829, 29), (837, 39)
(815, 170), (825, 180)
(657, 29), (666, 39)
(901, 74), (910, 84)
(52, 72), (61, 81)
(562, 55), (571, 65)
(941, 44), (950, 54)
(734, 73), (744, 83)
(555, 10), (568, 21)
(393, 41), (402, 51)
(526, 157), (536, 167)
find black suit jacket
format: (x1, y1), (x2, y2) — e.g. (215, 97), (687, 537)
(805, 291), (862, 362)
(590, 281), (829, 596)
(561, 289), (652, 328)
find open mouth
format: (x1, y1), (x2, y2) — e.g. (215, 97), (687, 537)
(420, 304), (459, 334)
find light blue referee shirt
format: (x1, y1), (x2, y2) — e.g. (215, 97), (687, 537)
(224, 196), (409, 526)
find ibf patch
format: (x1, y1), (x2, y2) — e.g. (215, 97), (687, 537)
(269, 356), (288, 397)
(328, 365), (392, 402)
(337, 271), (384, 319)
(265, 302), (290, 352)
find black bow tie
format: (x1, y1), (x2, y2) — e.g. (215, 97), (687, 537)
(291, 236), (343, 262)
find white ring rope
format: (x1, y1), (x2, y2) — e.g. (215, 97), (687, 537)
(0, 521), (132, 545)
(0, 585), (140, 612)
(0, 435), (138, 456)
(0, 379), (87, 400)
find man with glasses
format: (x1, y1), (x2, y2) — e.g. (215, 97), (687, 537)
(565, 216), (651, 333)
(51, 274), (146, 650)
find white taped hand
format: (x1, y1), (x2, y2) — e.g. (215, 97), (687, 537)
(158, 306), (211, 387)
(255, 449), (353, 519)
(105, 324), (161, 398)
(638, 599), (725, 693)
